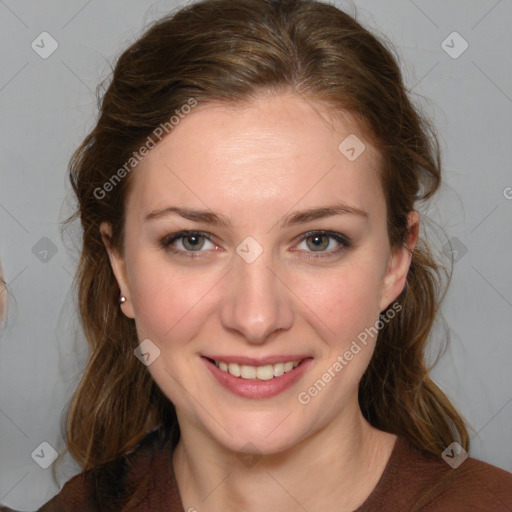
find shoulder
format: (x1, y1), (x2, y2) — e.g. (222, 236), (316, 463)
(0, 470), (98, 512)
(409, 447), (512, 510)
(1, 426), (179, 512)
(360, 436), (512, 511)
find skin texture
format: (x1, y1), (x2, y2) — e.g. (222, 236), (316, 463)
(101, 93), (419, 511)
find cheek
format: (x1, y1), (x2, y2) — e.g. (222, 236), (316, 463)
(126, 254), (213, 343)
(298, 259), (385, 343)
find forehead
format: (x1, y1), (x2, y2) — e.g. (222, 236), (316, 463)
(125, 93), (385, 223)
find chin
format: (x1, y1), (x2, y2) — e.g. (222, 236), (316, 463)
(202, 410), (311, 456)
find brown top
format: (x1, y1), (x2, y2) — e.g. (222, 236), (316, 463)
(1, 428), (511, 511)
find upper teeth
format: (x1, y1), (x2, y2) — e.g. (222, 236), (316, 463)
(215, 360), (301, 380)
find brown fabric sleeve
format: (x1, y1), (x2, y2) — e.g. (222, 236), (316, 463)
(356, 437), (512, 511)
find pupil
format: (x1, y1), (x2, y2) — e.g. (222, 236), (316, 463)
(184, 235), (203, 250)
(308, 235), (327, 251)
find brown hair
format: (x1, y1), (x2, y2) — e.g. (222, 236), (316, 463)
(62, 0), (468, 504)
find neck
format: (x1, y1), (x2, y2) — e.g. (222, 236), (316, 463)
(172, 400), (396, 512)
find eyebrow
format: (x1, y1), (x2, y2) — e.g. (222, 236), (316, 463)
(145, 203), (367, 228)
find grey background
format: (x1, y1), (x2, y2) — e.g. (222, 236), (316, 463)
(1, 0), (511, 509)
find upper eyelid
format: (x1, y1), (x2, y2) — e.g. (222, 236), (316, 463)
(162, 230), (216, 247)
(164, 230), (349, 250)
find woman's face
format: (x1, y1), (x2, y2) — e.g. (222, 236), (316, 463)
(103, 93), (415, 454)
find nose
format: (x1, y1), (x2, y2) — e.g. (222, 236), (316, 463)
(220, 251), (294, 344)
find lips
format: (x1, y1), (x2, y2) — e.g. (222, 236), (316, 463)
(201, 355), (313, 399)
(202, 354), (311, 366)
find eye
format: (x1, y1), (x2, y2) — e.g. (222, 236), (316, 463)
(161, 231), (217, 257)
(294, 231), (351, 258)
(160, 229), (351, 260)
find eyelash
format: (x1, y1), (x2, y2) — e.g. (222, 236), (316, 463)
(159, 230), (352, 260)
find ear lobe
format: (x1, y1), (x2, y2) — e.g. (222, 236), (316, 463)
(99, 221), (135, 319)
(379, 211), (419, 312)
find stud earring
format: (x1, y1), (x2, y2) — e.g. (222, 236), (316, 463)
(119, 296), (127, 305)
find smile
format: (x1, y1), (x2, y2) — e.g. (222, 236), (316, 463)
(213, 359), (303, 380)
(202, 356), (313, 399)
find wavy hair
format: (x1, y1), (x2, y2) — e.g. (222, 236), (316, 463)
(61, 0), (468, 505)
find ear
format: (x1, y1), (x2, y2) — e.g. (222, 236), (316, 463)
(100, 221), (135, 318)
(379, 211), (419, 312)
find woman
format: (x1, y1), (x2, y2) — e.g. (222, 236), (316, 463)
(2, 0), (510, 510)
